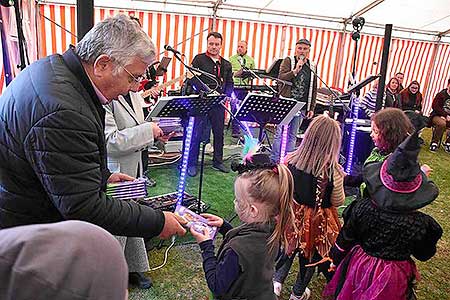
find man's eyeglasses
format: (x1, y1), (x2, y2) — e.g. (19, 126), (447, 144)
(121, 64), (145, 84)
(115, 61), (145, 84)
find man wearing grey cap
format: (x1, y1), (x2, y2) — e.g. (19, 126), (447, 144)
(271, 38), (318, 163)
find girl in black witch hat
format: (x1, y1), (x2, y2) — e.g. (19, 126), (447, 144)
(323, 131), (442, 300)
(346, 107), (432, 194)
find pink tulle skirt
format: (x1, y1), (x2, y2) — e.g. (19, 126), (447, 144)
(323, 246), (419, 300)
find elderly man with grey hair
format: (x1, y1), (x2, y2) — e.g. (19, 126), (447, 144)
(0, 13), (186, 267)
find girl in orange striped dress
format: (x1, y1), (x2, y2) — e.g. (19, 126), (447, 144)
(273, 115), (345, 300)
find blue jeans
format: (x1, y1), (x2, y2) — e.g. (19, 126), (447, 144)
(270, 114), (304, 163)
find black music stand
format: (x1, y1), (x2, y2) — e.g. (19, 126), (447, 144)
(235, 92), (304, 143)
(149, 93), (226, 212)
(149, 93), (225, 119)
(347, 74), (380, 95)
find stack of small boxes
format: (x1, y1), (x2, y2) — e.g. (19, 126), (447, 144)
(106, 178), (147, 200)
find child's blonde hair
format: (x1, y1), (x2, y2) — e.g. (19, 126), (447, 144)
(286, 115), (341, 178)
(236, 163), (295, 252)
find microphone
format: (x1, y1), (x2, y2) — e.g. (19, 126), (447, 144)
(238, 56), (246, 67)
(164, 45), (182, 56)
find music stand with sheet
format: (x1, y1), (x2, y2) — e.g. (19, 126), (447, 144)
(148, 93), (226, 212)
(148, 94), (225, 119)
(236, 92), (304, 143)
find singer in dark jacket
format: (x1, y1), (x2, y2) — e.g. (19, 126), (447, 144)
(0, 15), (185, 239)
(183, 32), (234, 176)
(270, 38), (318, 163)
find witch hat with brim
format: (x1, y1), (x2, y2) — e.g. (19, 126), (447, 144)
(363, 131), (439, 212)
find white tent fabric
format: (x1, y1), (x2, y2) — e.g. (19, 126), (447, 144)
(219, 0), (450, 42)
(1, 0), (449, 115)
(42, 0), (450, 42)
(33, 1), (450, 115)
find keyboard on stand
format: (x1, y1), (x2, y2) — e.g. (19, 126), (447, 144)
(138, 191), (209, 213)
(234, 84), (278, 93)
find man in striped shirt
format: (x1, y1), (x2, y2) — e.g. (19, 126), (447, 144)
(360, 81), (378, 119)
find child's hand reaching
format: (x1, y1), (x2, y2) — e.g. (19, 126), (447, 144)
(421, 164), (432, 177)
(190, 226), (211, 244)
(201, 213), (224, 228)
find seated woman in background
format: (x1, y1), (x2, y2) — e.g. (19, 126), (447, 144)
(396, 80), (423, 114)
(359, 81), (378, 119)
(396, 80), (426, 142)
(384, 77), (400, 108)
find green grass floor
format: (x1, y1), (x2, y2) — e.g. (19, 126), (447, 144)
(130, 128), (450, 300)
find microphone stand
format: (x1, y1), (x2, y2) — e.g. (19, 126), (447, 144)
(172, 52), (214, 94)
(173, 52), (254, 138)
(300, 59), (353, 117)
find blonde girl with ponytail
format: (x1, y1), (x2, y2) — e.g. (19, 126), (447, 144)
(191, 153), (296, 300)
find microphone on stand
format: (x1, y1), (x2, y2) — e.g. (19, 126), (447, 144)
(238, 56), (246, 67)
(164, 45), (182, 56)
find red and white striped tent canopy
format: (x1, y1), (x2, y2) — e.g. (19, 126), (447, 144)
(2, 0), (450, 114)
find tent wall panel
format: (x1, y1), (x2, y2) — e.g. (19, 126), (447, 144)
(0, 1), (38, 95)
(3, 3), (445, 116)
(425, 44), (450, 115)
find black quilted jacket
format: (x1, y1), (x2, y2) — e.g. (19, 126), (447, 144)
(0, 47), (164, 237)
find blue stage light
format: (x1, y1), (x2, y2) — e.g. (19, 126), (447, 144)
(176, 116), (195, 205)
(279, 124), (289, 163)
(345, 95), (360, 174)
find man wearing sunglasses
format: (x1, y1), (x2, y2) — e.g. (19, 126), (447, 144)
(0, 15), (186, 243)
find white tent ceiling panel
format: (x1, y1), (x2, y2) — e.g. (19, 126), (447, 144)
(215, 10), (344, 31)
(362, 0), (450, 32)
(223, 0), (373, 20)
(40, 0), (450, 39)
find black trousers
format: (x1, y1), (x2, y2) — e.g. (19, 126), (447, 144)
(184, 105), (225, 167)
